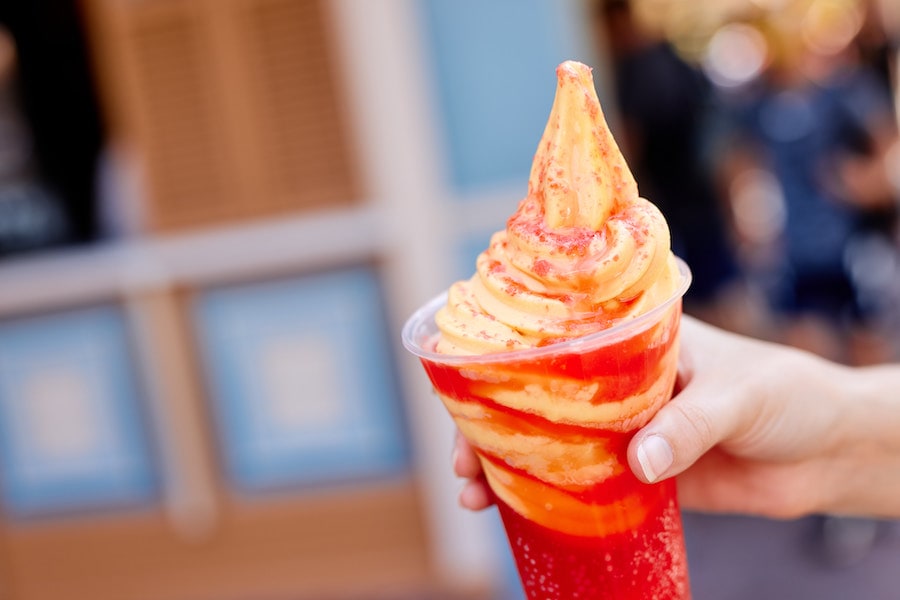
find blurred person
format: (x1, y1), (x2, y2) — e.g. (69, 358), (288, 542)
(713, 1), (900, 365)
(0, 23), (69, 257)
(0, 0), (105, 255)
(854, 0), (897, 103)
(594, 0), (745, 330)
(841, 0), (900, 358)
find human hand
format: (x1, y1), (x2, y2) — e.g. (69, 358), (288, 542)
(453, 431), (494, 511)
(453, 315), (890, 519)
(628, 315), (851, 518)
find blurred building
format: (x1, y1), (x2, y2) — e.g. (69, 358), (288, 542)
(0, 1), (595, 598)
(0, 1), (899, 600)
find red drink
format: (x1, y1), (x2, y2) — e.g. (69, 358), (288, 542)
(402, 261), (691, 599)
(496, 480), (687, 599)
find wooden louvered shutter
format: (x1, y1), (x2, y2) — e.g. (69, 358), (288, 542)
(83, 0), (361, 232)
(241, 0), (359, 210)
(128, 2), (234, 227)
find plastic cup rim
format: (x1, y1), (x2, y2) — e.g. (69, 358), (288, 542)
(401, 257), (691, 365)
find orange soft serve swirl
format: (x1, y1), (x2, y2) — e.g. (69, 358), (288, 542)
(416, 60), (689, 541)
(435, 61), (679, 355)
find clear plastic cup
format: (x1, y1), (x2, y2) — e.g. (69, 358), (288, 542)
(402, 259), (692, 599)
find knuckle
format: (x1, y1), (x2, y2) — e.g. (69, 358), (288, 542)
(671, 399), (717, 451)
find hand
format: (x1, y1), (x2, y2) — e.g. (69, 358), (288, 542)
(453, 315), (900, 519)
(628, 315), (850, 518)
(453, 431), (494, 510)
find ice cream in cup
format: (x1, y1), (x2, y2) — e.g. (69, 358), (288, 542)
(402, 60), (691, 600)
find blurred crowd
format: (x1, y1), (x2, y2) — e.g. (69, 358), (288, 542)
(597, 0), (900, 367)
(595, 3), (900, 597)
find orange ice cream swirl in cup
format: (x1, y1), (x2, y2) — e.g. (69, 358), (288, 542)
(435, 61), (680, 357)
(425, 61), (689, 543)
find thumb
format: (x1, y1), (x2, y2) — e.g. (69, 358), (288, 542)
(627, 380), (737, 484)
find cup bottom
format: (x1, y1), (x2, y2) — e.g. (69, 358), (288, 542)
(496, 478), (690, 600)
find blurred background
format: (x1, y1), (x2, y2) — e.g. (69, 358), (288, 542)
(0, 0), (898, 598)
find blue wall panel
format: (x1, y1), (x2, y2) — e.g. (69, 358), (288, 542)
(0, 306), (156, 518)
(192, 267), (408, 493)
(419, 0), (590, 194)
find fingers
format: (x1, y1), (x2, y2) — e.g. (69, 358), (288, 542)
(453, 431), (494, 510)
(452, 431), (482, 479)
(459, 475), (493, 510)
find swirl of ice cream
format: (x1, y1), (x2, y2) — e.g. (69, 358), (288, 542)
(435, 61), (680, 355)
(422, 298), (683, 536)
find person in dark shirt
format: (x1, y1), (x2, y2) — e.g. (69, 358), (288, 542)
(0, 0), (104, 256)
(716, 11), (899, 364)
(596, 0), (742, 321)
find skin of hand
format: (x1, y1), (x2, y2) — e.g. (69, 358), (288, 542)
(453, 315), (900, 520)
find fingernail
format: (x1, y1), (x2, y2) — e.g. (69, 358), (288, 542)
(637, 435), (673, 483)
